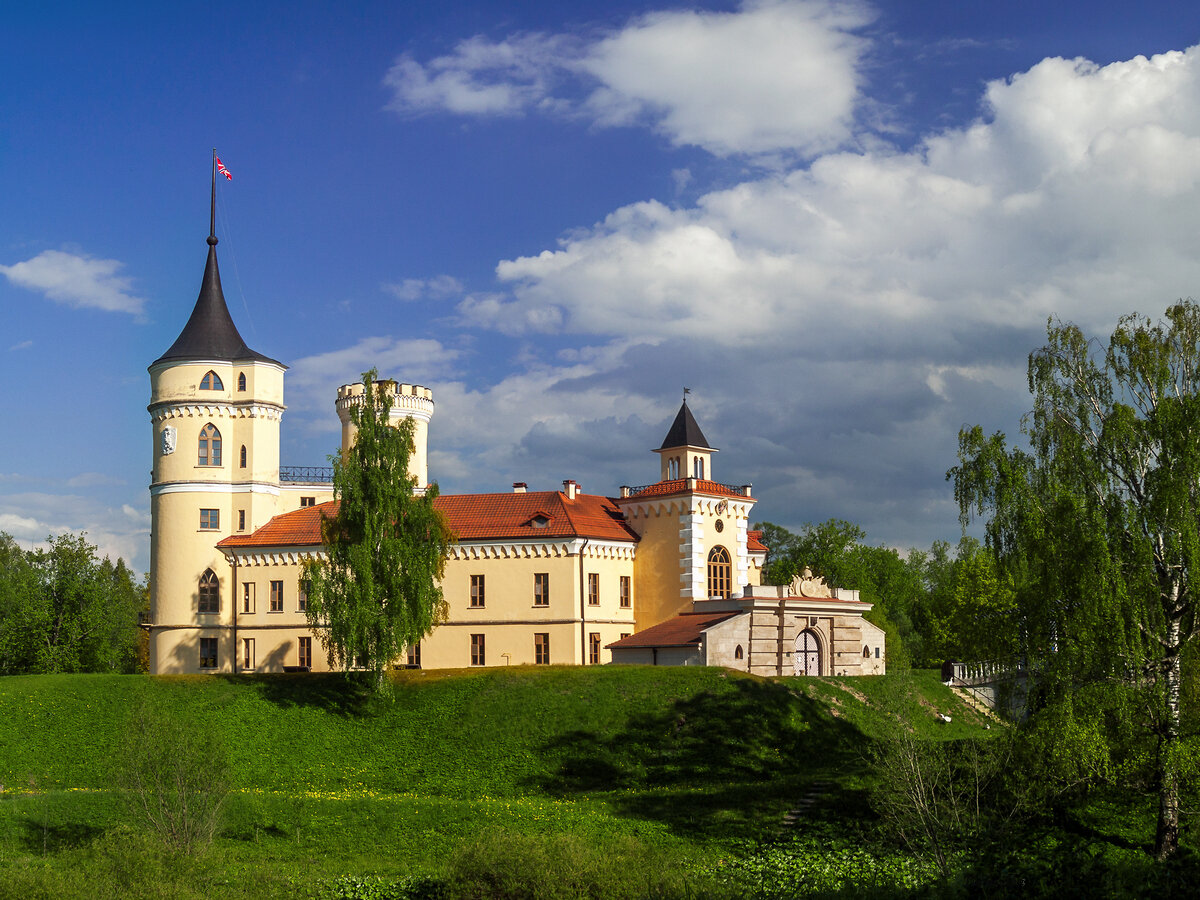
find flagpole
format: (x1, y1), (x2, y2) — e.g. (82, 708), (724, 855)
(209, 148), (217, 245)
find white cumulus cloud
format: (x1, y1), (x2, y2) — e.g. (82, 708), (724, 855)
(384, 0), (872, 158)
(0, 249), (145, 314)
(426, 43), (1200, 549)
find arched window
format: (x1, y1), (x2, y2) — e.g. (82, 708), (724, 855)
(237, 372), (246, 391)
(667, 457), (679, 480)
(863, 646), (871, 658)
(707, 546), (731, 599)
(734, 644), (744, 660)
(198, 569), (219, 613)
(694, 456), (705, 480)
(239, 445), (247, 468)
(200, 370), (223, 390)
(198, 424), (222, 466)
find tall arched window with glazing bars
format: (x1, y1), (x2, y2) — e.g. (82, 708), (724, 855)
(198, 424), (222, 466)
(198, 568), (219, 613)
(707, 546), (731, 599)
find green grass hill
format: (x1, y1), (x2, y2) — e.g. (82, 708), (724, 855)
(0, 667), (994, 899)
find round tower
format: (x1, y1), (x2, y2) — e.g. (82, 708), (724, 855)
(148, 204), (286, 674)
(335, 381), (434, 487)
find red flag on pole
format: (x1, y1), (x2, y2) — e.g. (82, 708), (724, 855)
(216, 157), (232, 180)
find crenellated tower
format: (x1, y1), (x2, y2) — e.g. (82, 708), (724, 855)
(335, 380), (434, 488)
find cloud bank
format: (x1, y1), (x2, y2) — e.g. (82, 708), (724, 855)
(388, 28), (1200, 549)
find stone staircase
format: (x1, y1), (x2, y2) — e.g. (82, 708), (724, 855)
(779, 779), (833, 832)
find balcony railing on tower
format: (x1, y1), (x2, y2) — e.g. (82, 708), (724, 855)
(280, 466), (334, 484)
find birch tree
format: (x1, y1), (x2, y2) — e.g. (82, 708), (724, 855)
(304, 369), (452, 691)
(951, 302), (1200, 859)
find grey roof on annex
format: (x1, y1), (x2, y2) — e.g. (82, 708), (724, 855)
(151, 237), (283, 369)
(658, 401), (715, 451)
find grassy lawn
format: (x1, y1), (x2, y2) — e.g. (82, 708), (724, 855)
(0, 666), (1138, 899)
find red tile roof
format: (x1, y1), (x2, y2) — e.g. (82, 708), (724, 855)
(620, 478), (748, 500)
(747, 530), (767, 552)
(218, 490), (639, 550)
(606, 610), (741, 649)
(217, 501), (332, 549)
(436, 491), (638, 542)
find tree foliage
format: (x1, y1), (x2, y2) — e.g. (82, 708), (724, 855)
(304, 369), (452, 690)
(950, 302), (1200, 860)
(0, 531), (143, 674)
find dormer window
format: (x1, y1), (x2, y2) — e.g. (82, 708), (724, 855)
(524, 512), (552, 529)
(200, 371), (223, 390)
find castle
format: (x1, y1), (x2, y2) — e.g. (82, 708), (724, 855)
(147, 224), (885, 677)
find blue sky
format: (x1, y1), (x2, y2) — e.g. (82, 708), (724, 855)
(4, 0), (1200, 573)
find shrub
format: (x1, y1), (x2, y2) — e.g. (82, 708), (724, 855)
(117, 701), (230, 853)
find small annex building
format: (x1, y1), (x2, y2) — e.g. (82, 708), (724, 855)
(608, 571), (886, 676)
(146, 216), (886, 677)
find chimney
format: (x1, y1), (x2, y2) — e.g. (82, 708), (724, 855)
(512, 482), (527, 493)
(562, 479), (578, 500)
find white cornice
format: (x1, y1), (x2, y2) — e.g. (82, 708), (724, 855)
(449, 538), (635, 561)
(220, 548), (326, 566)
(620, 495), (755, 519)
(149, 403), (285, 422)
(151, 481), (282, 497)
(148, 359), (288, 376)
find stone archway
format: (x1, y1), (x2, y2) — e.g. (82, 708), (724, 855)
(794, 629), (821, 676)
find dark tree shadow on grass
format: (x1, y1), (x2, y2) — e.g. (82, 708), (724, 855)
(18, 818), (106, 854)
(224, 672), (378, 717)
(532, 676), (870, 841)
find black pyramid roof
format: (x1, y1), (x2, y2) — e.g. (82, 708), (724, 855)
(151, 237), (283, 368)
(658, 401), (715, 451)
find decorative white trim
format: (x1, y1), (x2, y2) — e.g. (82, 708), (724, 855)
(149, 403), (284, 422)
(148, 359), (287, 376)
(151, 481), (282, 497)
(220, 548), (327, 566)
(619, 494), (755, 520)
(680, 511), (705, 599)
(448, 539), (636, 561)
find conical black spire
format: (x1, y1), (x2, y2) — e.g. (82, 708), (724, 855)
(151, 241), (280, 367)
(151, 153), (282, 369)
(658, 401), (714, 451)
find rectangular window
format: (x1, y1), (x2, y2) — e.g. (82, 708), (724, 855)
(242, 582), (255, 614)
(199, 637), (218, 669)
(470, 574), (485, 608)
(470, 633), (485, 666)
(587, 573), (599, 606)
(534, 632), (550, 665)
(242, 638), (254, 670)
(619, 575), (631, 609)
(533, 572), (549, 606)
(407, 642), (421, 668)
(298, 636), (312, 669)
(238, 509), (246, 531)
(875, 647), (881, 659)
(298, 579), (309, 612)
(200, 508), (219, 530)
(589, 632), (601, 665)
(300, 497), (315, 508)
(620, 632), (631, 641)
(270, 580), (283, 612)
